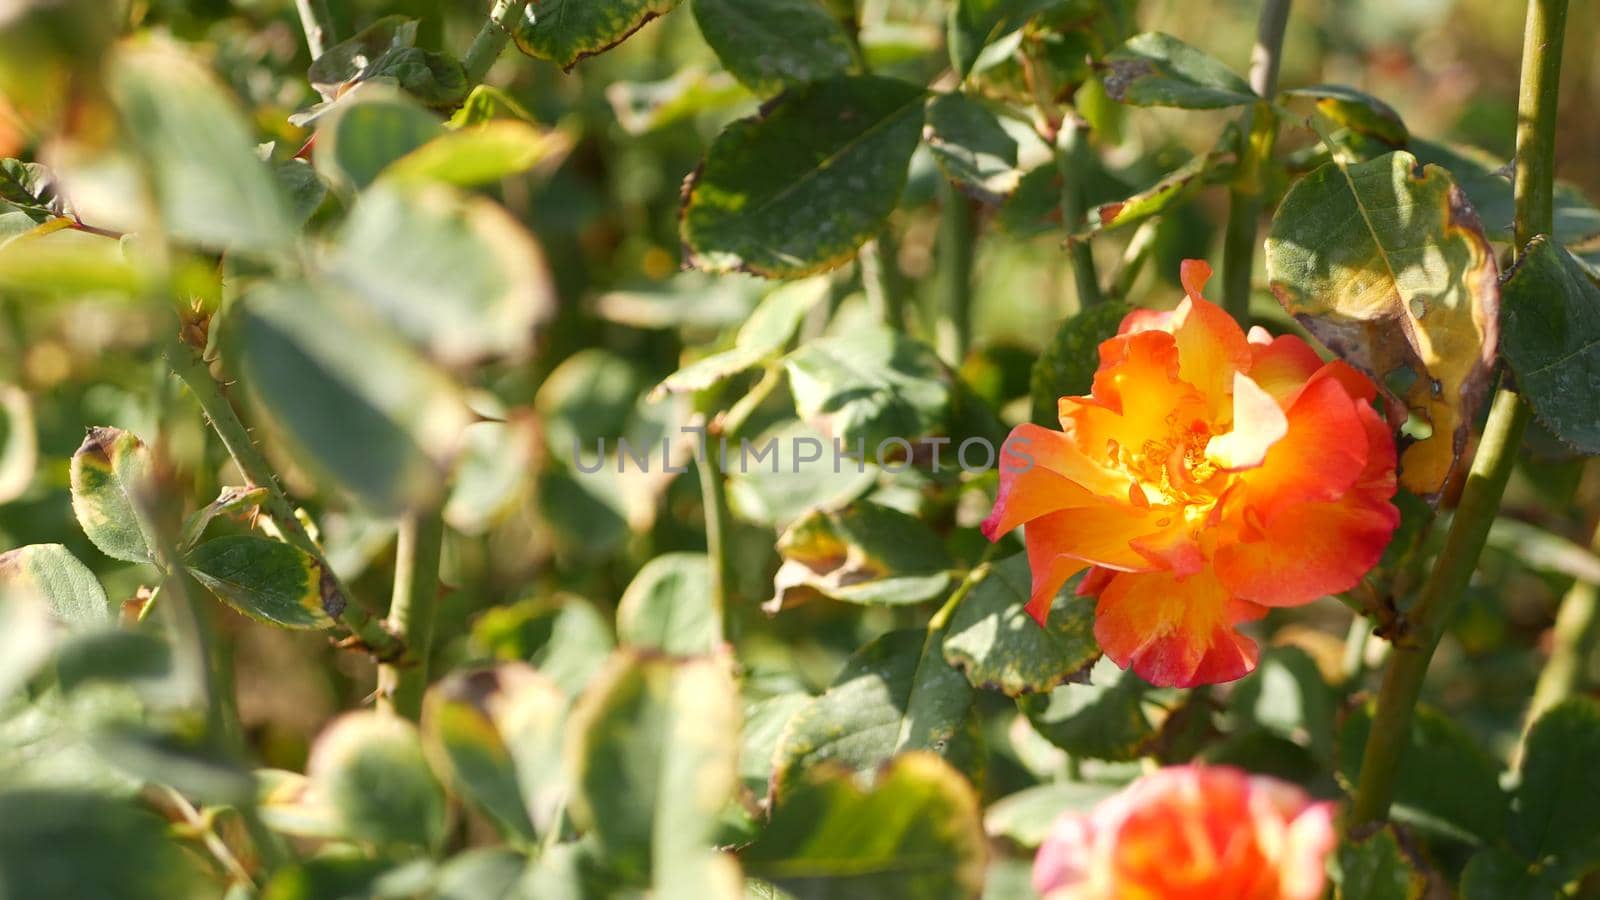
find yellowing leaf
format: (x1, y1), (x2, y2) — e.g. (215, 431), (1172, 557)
(1265, 150), (1499, 500)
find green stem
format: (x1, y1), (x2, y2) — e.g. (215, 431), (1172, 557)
(166, 343), (402, 660)
(1524, 512), (1600, 736)
(293, 0), (336, 59)
(1349, 390), (1530, 828)
(1056, 120), (1102, 308)
(696, 433), (731, 644)
(1221, 0), (1293, 323)
(1347, 0), (1566, 830)
(376, 509), (445, 720)
(935, 180), (977, 364)
(462, 0), (530, 86)
(860, 231), (907, 331)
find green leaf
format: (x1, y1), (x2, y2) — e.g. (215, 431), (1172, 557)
(1460, 848), (1563, 900)
(1019, 658), (1158, 761)
(536, 349), (642, 458)
(1283, 85), (1408, 146)
(943, 556), (1099, 697)
(186, 535), (336, 629)
(1103, 32), (1256, 109)
(1510, 697), (1600, 862)
(423, 665), (567, 843)
(1411, 140), (1600, 246)
(1499, 237), (1600, 454)
(108, 46), (293, 252)
(0, 543), (112, 630)
(723, 420), (880, 527)
(179, 484), (269, 550)
(0, 790), (206, 899)
(308, 711), (448, 848)
(325, 182), (554, 366)
(617, 553), (720, 655)
(605, 69), (752, 137)
(271, 157), (328, 224)
(1265, 150), (1500, 500)
(511, 0), (681, 72)
(785, 326), (952, 453)
(1227, 645), (1335, 760)
(1080, 131), (1237, 236)
(1337, 700), (1507, 843)
(771, 502), (954, 611)
(259, 855), (434, 900)
(0, 225), (145, 296)
(451, 85), (537, 127)
(744, 752), (987, 899)
(924, 92), (1023, 203)
(382, 121), (571, 187)
(682, 76), (925, 278)
(433, 848), (530, 900)
(89, 723), (256, 806)
(565, 650), (740, 882)
(313, 87), (447, 192)
(947, 0), (1064, 78)
(690, 0), (857, 96)
(982, 781), (1118, 848)
(69, 426), (157, 565)
(653, 278), (828, 397)
(771, 629), (978, 799)
(222, 280), (472, 515)
(1333, 826), (1425, 900)
(471, 598), (616, 698)
(1030, 302), (1132, 426)
(741, 693), (810, 794)
(307, 15), (419, 100)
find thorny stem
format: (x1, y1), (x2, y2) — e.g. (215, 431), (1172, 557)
(463, 0), (531, 86)
(1347, 0), (1565, 831)
(1220, 0), (1293, 323)
(166, 342), (403, 661)
(376, 509), (445, 719)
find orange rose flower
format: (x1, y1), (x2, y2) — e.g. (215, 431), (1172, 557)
(1033, 765), (1336, 900)
(984, 260), (1398, 688)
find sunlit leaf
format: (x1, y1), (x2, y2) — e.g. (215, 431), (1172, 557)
(69, 426), (156, 565)
(983, 781), (1118, 848)
(1266, 150), (1499, 499)
(325, 182), (555, 366)
(0, 544), (111, 631)
(1018, 658), (1159, 762)
(653, 278), (827, 398)
(924, 92), (1023, 203)
(943, 556), (1099, 697)
(1283, 85), (1408, 146)
(109, 46), (293, 252)
(616, 553), (720, 655)
(565, 650), (740, 882)
(222, 280), (472, 515)
(771, 502), (954, 611)
(512, 0), (682, 72)
(383, 121), (571, 187)
(682, 76), (925, 278)
(771, 629), (978, 799)
(313, 87), (446, 192)
(1103, 32), (1256, 109)
(785, 326), (952, 454)
(745, 753), (987, 899)
(307, 711), (448, 848)
(185, 535), (338, 629)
